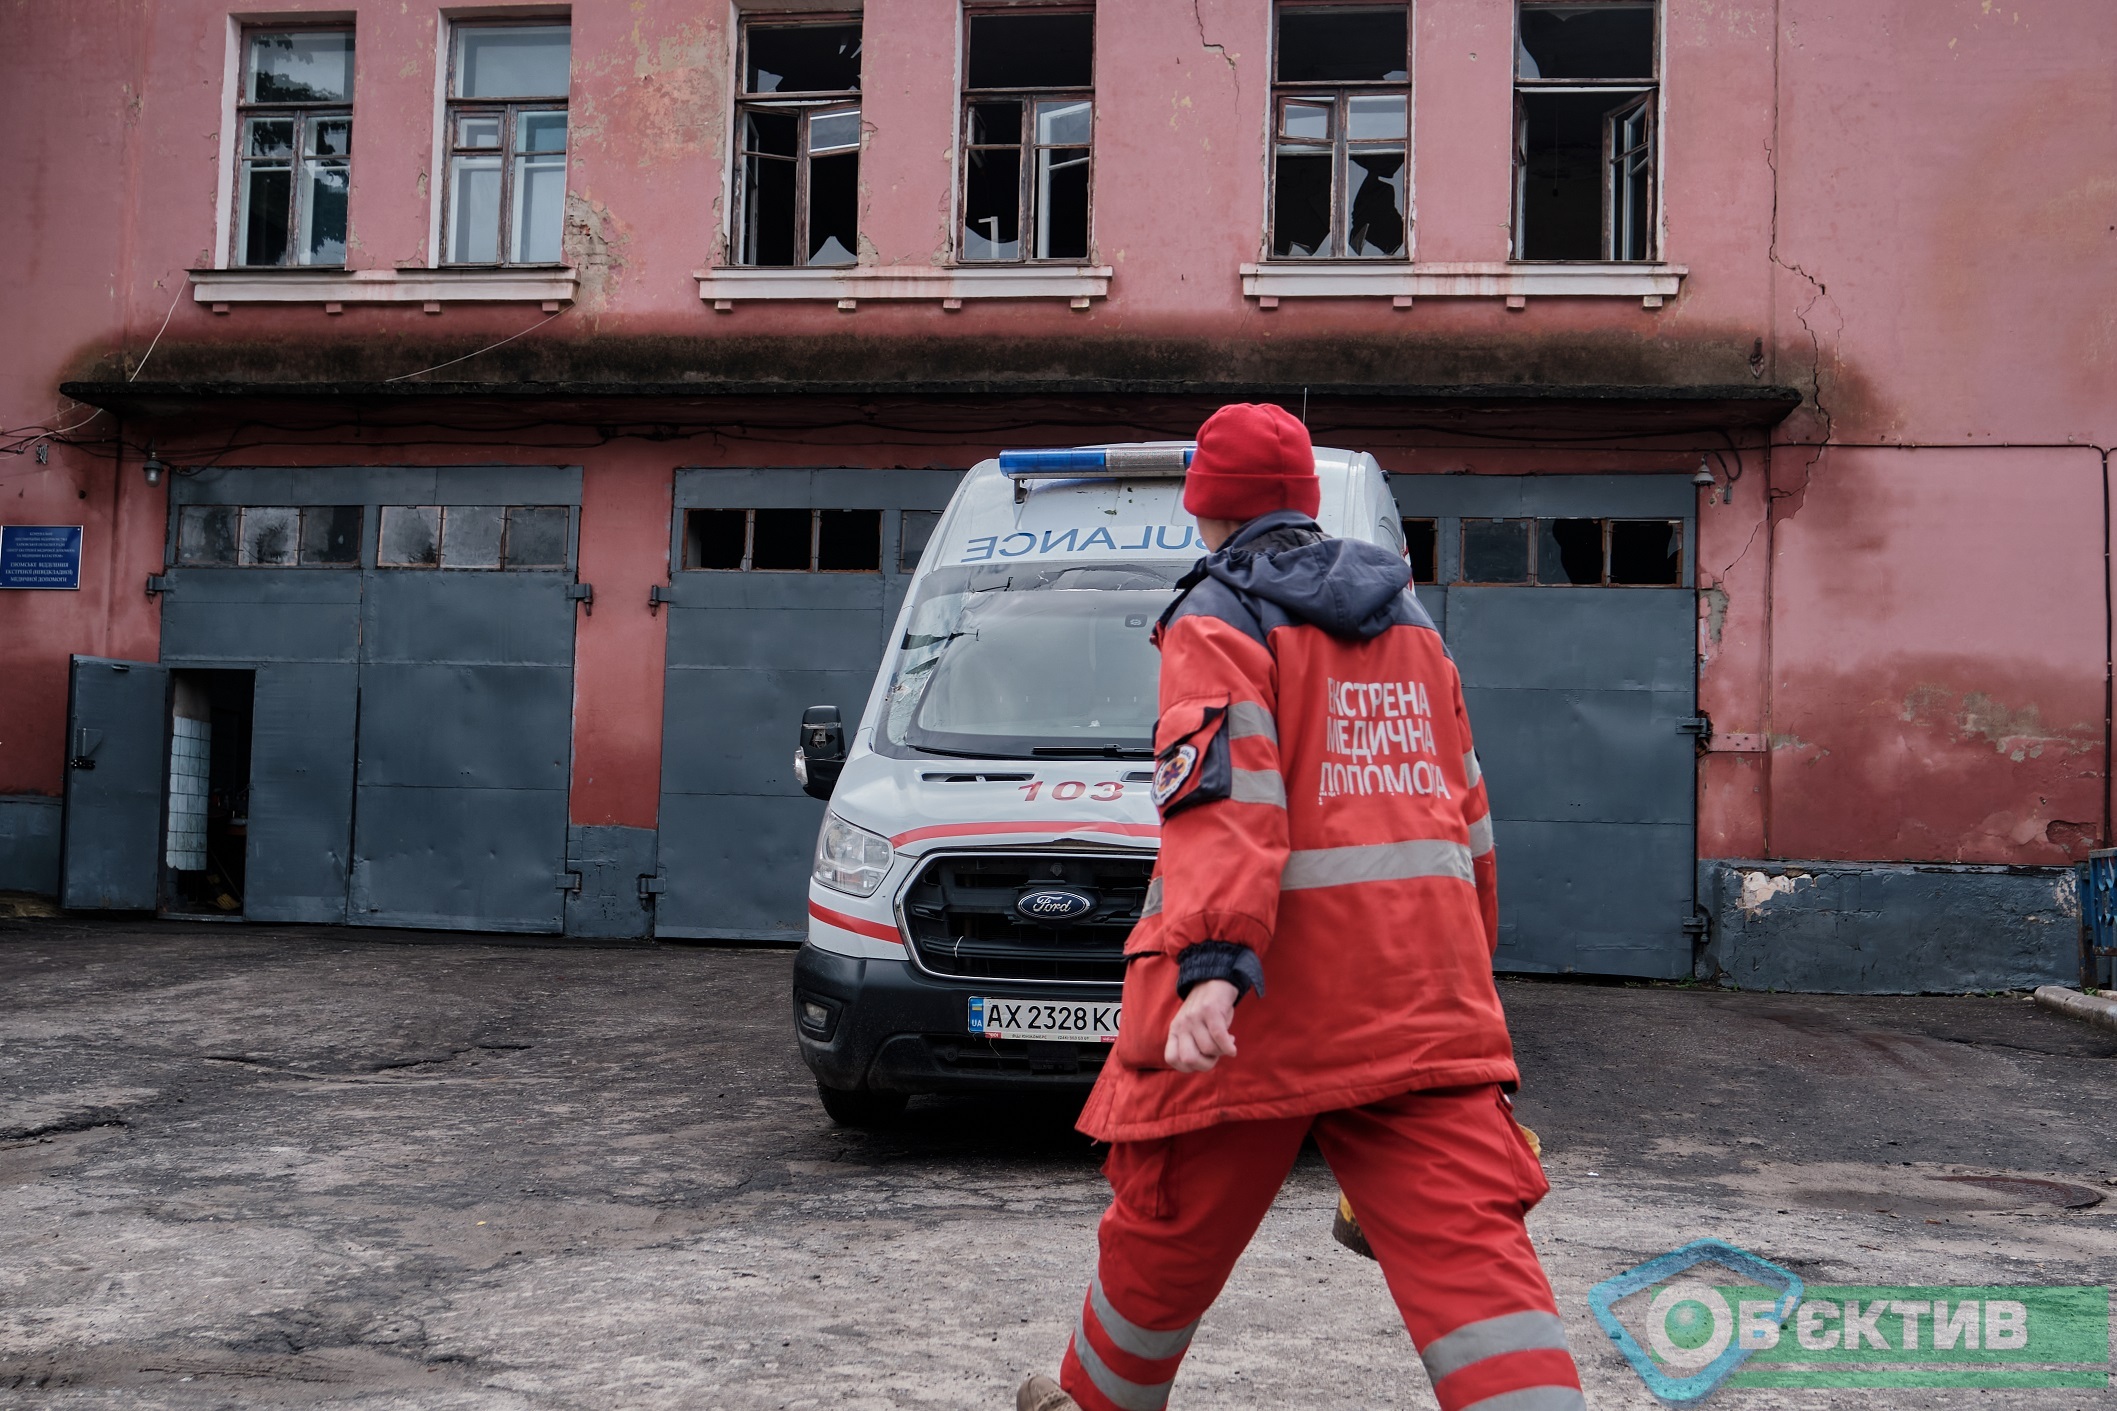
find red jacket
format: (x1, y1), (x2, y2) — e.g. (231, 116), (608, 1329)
(1079, 512), (1518, 1143)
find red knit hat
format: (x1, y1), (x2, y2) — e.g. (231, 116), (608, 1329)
(1182, 403), (1320, 522)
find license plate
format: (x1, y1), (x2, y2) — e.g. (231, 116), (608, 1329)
(968, 996), (1121, 1043)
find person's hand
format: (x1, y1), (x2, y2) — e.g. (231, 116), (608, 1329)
(1164, 979), (1239, 1072)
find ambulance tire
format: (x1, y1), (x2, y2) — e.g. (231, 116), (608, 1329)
(816, 1081), (909, 1128)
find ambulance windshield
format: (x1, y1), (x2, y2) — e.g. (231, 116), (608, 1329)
(881, 562), (1177, 759)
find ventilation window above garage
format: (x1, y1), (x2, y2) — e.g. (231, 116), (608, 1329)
(684, 509), (881, 571)
(735, 18), (862, 267)
(1269, 4), (1410, 260)
(959, 9), (1094, 263)
(177, 506), (363, 566)
(1514, 2), (1657, 261)
(377, 506), (569, 569)
(1400, 518), (1438, 584)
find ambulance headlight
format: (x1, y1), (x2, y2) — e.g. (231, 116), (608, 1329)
(812, 814), (893, 897)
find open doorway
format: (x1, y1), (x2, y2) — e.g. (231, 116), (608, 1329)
(163, 670), (255, 919)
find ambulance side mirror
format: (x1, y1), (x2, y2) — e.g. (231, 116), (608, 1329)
(795, 705), (846, 801)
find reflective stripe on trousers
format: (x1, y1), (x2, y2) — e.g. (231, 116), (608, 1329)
(1065, 1273), (1196, 1411)
(1281, 837), (1475, 890)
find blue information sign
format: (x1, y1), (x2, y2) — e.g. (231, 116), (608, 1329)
(0, 525), (84, 590)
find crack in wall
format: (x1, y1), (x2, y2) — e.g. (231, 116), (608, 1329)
(1191, 0), (1238, 75)
(1762, 82), (1837, 519)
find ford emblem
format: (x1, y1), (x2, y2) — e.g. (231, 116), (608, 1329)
(1015, 888), (1097, 924)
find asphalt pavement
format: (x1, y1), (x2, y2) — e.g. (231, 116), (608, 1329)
(2, 917), (2113, 1409)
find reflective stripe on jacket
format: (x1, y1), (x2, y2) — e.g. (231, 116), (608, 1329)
(1079, 512), (1516, 1142)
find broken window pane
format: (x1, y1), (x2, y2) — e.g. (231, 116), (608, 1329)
(1401, 519), (1437, 584)
(379, 506), (441, 567)
(1345, 150), (1405, 257)
(456, 25), (571, 99)
(441, 506), (504, 569)
(179, 506), (238, 566)
(1609, 519), (1681, 584)
(239, 506), (299, 566)
(804, 108), (861, 267)
(963, 142), (1023, 260)
(745, 23), (862, 95)
(1462, 519), (1531, 583)
(966, 12), (1093, 90)
(1276, 8), (1408, 84)
(299, 506), (363, 565)
(900, 511), (941, 573)
(750, 509), (812, 571)
(1537, 518), (1605, 584)
(1517, 5), (1654, 81)
(504, 506), (569, 569)
(818, 510), (881, 571)
(1518, 92), (1610, 260)
(248, 30), (353, 103)
(1272, 150), (1333, 257)
(686, 510), (748, 570)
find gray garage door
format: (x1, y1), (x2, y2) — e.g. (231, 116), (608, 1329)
(656, 469), (963, 940)
(1391, 474), (1698, 978)
(158, 465), (583, 932)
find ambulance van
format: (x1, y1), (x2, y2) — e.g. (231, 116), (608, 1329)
(788, 441), (1405, 1124)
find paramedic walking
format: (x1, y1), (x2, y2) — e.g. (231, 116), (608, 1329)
(1018, 404), (1585, 1411)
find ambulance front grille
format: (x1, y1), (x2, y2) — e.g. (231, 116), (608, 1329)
(899, 851), (1150, 986)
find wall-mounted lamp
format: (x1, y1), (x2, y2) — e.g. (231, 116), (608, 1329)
(1691, 459), (1715, 488)
(142, 452), (165, 487)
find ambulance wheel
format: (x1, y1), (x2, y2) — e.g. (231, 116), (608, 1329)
(816, 1082), (908, 1128)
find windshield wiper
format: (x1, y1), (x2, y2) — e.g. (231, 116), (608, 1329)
(1031, 745), (1155, 759)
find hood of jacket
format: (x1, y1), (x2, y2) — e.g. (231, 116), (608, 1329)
(1201, 510), (1413, 641)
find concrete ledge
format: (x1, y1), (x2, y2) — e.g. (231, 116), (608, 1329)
(1699, 859), (2081, 994)
(1239, 260), (1686, 307)
(2033, 985), (2117, 1034)
(190, 267), (578, 310)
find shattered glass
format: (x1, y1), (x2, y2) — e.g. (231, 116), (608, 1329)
(178, 507), (238, 567)
(1517, 5), (1654, 80)
(504, 507), (569, 569)
(745, 23), (862, 94)
(440, 506), (504, 569)
(379, 506), (441, 568)
(1276, 8), (1408, 83)
(965, 12), (1093, 90)
(238, 507), (299, 567)
(299, 507), (363, 566)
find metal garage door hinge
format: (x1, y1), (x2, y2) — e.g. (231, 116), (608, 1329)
(648, 584), (672, 614)
(567, 582), (594, 615)
(1682, 911), (1711, 938)
(637, 871), (667, 900)
(145, 575), (171, 596)
(556, 871), (583, 894)
(1678, 715), (1712, 743)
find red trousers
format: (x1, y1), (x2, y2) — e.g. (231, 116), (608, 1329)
(1060, 1085), (1584, 1411)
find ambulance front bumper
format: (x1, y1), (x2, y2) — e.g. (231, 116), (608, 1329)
(792, 943), (1122, 1094)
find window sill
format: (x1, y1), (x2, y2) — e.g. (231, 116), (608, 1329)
(1238, 261), (1686, 309)
(693, 264), (1113, 312)
(189, 267), (578, 314)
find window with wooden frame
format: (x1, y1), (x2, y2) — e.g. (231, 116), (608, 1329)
(734, 18), (863, 268)
(1513, 2), (1657, 261)
(442, 23), (571, 266)
(234, 28), (355, 267)
(1268, 4), (1410, 261)
(958, 9), (1094, 263)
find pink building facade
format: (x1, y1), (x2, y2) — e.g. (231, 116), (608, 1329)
(2, 0), (2110, 989)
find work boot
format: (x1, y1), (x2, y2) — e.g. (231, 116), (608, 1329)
(1017, 1373), (1081, 1411)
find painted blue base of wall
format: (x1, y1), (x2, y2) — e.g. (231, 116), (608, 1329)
(0, 795), (61, 896)
(1697, 859), (2083, 994)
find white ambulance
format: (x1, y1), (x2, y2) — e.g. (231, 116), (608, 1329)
(789, 441), (1405, 1124)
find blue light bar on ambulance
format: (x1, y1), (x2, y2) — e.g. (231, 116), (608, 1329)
(997, 445), (1195, 479)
